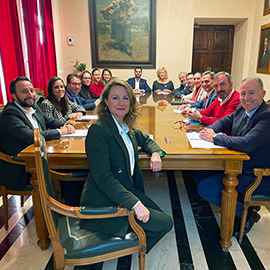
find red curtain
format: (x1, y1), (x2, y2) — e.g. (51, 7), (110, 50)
(0, 84), (3, 105)
(40, 0), (57, 90)
(0, 0), (25, 103)
(22, 0), (57, 96)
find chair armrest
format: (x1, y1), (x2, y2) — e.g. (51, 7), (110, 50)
(0, 151), (25, 166)
(79, 206), (119, 215)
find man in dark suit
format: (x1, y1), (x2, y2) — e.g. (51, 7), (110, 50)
(66, 74), (99, 110)
(195, 76), (270, 236)
(179, 71), (217, 111)
(0, 77), (75, 190)
(259, 37), (270, 69)
(172, 72), (193, 98)
(127, 67), (151, 93)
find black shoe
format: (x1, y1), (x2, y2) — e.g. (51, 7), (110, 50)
(233, 210), (260, 238)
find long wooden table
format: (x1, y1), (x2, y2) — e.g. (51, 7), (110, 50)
(19, 93), (249, 251)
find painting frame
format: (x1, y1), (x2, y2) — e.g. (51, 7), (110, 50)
(257, 24), (270, 74)
(263, 0), (270, 16)
(88, 0), (156, 69)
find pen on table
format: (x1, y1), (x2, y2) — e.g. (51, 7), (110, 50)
(164, 137), (167, 143)
(169, 137), (171, 144)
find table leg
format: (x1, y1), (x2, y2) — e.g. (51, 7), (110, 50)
(31, 173), (50, 250)
(219, 171), (239, 251)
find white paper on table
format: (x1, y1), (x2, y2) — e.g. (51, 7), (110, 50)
(173, 109), (182, 114)
(80, 115), (98, 120)
(61, 130), (88, 137)
(186, 132), (226, 149)
(149, 134), (153, 140)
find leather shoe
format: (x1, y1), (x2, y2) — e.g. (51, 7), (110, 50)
(233, 210), (260, 238)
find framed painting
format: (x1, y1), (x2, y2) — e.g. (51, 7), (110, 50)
(264, 0), (270, 16)
(88, 0), (156, 69)
(257, 24), (270, 74)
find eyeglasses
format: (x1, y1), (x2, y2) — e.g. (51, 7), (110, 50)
(172, 120), (188, 132)
(71, 82), (82, 87)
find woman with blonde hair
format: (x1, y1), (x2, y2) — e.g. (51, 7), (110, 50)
(80, 79), (172, 253)
(152, 67), (174, 94)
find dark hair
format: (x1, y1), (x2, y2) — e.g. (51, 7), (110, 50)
(214, 71), (231, 83)
(91, 68), (101, 75)
(81, 70), (92, 80)
(47, 77), (69, 113)
(66, 73), (81, 84)
(202, 71), (215, 80)
(186, 72), (193, 77)
(10, 77), (32, 95)
(97, 79), (138, 129)
(101, 68), (112, 82)
(134, 66), (142, 71)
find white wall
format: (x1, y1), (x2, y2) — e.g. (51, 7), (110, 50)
(52, 0), (270, 97)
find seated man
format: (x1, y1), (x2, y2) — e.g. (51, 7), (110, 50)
(196, 76), (270, 236)
(172, 72), (194, 98)
(179, 71), (217, 111)
(172, 71), (187, 97)
(127, 66), (151, 93)
(66, 73), (100, 110)
(0, 77), (75, 190)
(186, 71), (240, 126)
(182, 72), (205, 104)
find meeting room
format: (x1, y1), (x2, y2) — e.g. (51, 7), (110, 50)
(0, 0), (270, 270)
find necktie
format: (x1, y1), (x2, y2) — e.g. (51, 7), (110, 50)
(235, 114), (249, 136)
(204, 96), (208, 109)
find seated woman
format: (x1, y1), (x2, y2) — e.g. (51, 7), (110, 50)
(89, 68), (105, 99)
(152, 67), (174, 94)
(80, 79), (172, 253)
(101, 68), (113, 85)
(79, 70), (93, 99)
(40, 77), (85, 122)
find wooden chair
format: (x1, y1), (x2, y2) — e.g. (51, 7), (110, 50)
(0, 151), (33, 230)
(238, 168), (270, 243)
(33, 128), (146, 270)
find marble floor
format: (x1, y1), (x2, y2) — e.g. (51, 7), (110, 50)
(0, 170), (269, 270)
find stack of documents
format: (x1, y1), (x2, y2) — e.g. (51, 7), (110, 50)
(61, 130), (88, 137)
(186, 132), (226, 149)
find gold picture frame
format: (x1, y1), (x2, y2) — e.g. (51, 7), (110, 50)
(257, 24), (270, 74)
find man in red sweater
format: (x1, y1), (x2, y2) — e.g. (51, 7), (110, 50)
(186, 71), (240, 126)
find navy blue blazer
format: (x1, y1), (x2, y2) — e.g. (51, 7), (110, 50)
(127, 77), (151, 93)
(66, 87), (96, 110)
(209, 101), (270, 195)
(190, 89), (217, 109)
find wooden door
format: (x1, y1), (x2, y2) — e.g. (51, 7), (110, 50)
(192, 25), (234, 73)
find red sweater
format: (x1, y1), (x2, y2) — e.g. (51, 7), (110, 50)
(200, 90), (240, 126)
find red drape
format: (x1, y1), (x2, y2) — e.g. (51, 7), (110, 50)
(0, 83), (3, 105)
(22, 0), (57, 96)
(0, 0), (25, 103)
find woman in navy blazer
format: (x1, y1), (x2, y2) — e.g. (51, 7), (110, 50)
(80, 79), (172, 253)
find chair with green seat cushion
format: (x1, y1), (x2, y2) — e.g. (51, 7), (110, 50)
(33, 128), (146, 270)
(238, 168), (270, 243)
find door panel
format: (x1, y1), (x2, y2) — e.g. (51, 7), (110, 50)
(192, 25), (234, 73)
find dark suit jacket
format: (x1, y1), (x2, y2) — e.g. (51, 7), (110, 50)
(0, 102), (65, 189)
(172, 84), (190, 97)
(66, 87), (96, 110)
(190, 89), (217, 109)
(210, 101), (270, 195)
(80, 111), (161, 237)
(127, 77), (151, 93)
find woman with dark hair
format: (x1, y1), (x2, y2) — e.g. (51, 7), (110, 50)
(40, 77), (85, 122)
(79, 70), (93, 99)
(89, 68), (105, 99)
(80, 79), (172, 253)
(101, 68), (113, 85)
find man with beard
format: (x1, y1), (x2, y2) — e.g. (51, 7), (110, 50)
(0, 77), (75, 190)
(186, 71), (240, 126)
(172, 71), (187, 97)
(127, 66), (151, 93)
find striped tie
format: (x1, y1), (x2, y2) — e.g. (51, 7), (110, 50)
(235, 115), (249, 136)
